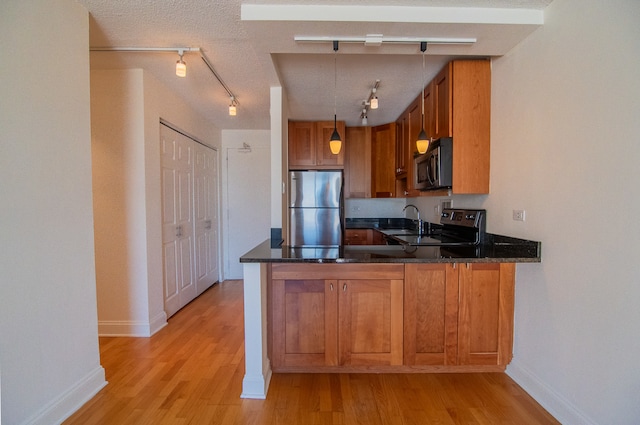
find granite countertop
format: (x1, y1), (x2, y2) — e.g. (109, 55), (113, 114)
(240, 235), (541, 264)
(240, 217), (541, 264)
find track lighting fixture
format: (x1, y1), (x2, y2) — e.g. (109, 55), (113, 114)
(360, 80), (380, 125)
(229, 96), (237, 116)
(89, 46), (239, 115)
(175, 49), (186, 77)
(329, 41), (342, 155)
(416, 42), (430, 154)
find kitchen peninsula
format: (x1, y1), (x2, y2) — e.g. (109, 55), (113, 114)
(238, 229), (540, 399)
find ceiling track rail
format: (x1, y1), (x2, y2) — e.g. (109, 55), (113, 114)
(89, 46), (238, 104)
(294, 35), (476, 46)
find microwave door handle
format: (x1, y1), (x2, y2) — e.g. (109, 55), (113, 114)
(427, 154), (436, 185)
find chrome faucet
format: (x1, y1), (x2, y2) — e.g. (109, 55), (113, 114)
(403, 204), (423, 235)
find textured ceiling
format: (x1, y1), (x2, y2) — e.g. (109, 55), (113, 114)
(80, 0), (553, 130)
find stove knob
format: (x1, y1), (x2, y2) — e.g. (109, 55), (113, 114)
(466, 214), (475, 220)
(441, 212), (450, 218)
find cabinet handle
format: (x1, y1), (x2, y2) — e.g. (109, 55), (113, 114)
(330, 283), (334, 291)
(343, 283), (347, 292)
(466, 263), (470, 269)
(205, 219), (212, 229)
(176, 225), (183, 238)
(452, 263), (457, 269)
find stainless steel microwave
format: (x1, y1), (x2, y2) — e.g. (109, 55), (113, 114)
(414, 137), (453, 191)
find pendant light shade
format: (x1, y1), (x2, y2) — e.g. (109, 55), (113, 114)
(329, 41), (342, 155)
(416, 128), (429, 154)
(416, 42), (430, 154)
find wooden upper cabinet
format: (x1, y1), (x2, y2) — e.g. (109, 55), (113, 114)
(449, 60), (491, 194)
(288, 121), (345, 169)
(395, 116), (407, 177)
(371, 123), (396, 198)
(344, 127), (371, 199)
(393, 59), (491, 197)
(433, 64), (453, 139)
(288, 121), (316, 167)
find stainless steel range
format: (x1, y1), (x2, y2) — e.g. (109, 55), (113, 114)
(384, 208), (486, 247)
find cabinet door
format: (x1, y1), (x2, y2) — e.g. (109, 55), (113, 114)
(433, 63), (453, 139)
(450, 60), (491, 194)
(457, 263), (515, 366)
(404, 264), (459, 365)
(339, 279), (403, 366)
(371, 123), (396, 198)
(423, 81), (435, 139)
(316, 121), (345, 167)
(344, 127), (371, 199)
(288, 121), (316, 167)
(271, 279), (338, 368)
(344, 229), (372, 245)
(395, 116), (407, 176)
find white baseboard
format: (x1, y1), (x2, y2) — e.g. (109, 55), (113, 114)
(149, 311), (168, 335)
(21, 366), (107, 425)
(507, 359), (596, 425)
(98, 311), (167, 337)
(240, 365), (272, 400)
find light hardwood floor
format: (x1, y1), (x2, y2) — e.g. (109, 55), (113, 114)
(64, 280), (559, 424)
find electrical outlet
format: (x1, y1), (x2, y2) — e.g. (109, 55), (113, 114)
(512, 209), (526, 221)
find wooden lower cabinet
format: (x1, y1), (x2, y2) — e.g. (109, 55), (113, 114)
(457, 262), (515, 366)
(339, 278), (404, 366)
(404, 263), (515, 369)
(270, 263), (403, 371)
(344, 229), (372, 245)
(271, 279), (338, 368)
(404, 263), (459, 366)
(269, 262), (515, 373)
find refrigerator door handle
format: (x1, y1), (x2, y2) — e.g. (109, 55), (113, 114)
(290, 174), (297, 207)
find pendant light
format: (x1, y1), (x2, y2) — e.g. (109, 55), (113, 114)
(329, 40), (342, 155)
(416, 42), (430, 154)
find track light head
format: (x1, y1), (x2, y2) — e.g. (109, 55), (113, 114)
(229, 96), (237, 116)
(176, 49), (186, 77)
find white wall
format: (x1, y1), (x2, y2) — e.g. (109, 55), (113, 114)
(270, 87), (285, 232)
(0, 1), (106, 424)
(487, 0), (640, 423)
(90, 69), (220, 336)
(221, 130), (271, 279)
(91, 70), (153, 335)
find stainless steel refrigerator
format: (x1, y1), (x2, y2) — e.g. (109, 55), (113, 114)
(289, 170), (343, 247)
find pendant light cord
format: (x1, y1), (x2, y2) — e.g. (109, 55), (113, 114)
(421, 41), (427, 121)
(333, 40), (338, 125)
